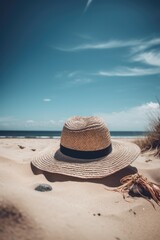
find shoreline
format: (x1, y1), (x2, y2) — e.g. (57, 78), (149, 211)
(0, 136), (146, 139)
(0, 130), (148, 139)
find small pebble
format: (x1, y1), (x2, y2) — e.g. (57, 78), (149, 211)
(93, 213), (101, 216)
(31, 149), (36, 151)
(35, 184), (52, 192)
(18, 145), (25, 149)
(145, 159), (152, 163)
(129, 209), (136, 215)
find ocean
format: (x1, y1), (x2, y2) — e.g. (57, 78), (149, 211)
(0, 130), (148, 139)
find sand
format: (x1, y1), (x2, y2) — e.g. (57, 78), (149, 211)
(0, 138), (160, 240)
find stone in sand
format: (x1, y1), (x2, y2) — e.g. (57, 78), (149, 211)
(18, 145), (25, 149)
(35, 184), (52, 192)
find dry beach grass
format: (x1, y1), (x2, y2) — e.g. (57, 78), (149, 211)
(135, 106), (160, 157)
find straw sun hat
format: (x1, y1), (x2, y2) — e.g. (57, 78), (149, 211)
(32, 116), (140, 179)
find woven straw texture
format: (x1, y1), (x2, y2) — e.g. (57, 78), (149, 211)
(61, 116), (111, 151)
(32, 116), (140, 179)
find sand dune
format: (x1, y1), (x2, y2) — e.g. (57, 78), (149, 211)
(0, 138), (160, 240)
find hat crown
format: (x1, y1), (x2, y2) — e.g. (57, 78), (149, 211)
(61, 116), (111, 151)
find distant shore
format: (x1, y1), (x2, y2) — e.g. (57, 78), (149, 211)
(0, 130), (148, 139)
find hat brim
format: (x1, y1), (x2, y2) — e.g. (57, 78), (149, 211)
(31, 140), (140, 179)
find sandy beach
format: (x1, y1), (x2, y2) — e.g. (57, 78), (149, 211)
(0, 138), (160, 240)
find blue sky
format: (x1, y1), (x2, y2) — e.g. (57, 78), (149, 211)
(1, 0), (160, 130)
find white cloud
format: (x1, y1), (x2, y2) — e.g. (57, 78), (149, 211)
(25, 120), (35, 127)
(55, 39), (140, 52)
(54, 37), (160, 53)
(0, 117), (65, 130)
(95, 38), (160, 77)
(84, 0), (93, 13)
(0, 116), (18, 128)
(24, 119), (64, 129)
(43, 98), (51, 102)
(55, 71), (80, 79)
(53, 37), (160, 78)
(137, 102), (159, 110)
(97, 102), (160, 131)
(26, 120), (35, 123)
(71, 78), (93, 84)
(49, 120), (56, 125)
(133, 50), (160, 67)
(0, 116), (16, 122)
(131, 38), (160, 53)
(56, 71), (93, 85)
(68, 71), (80, 78)
(98, 67), (160, 77)
(57, 119), (64, 125)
